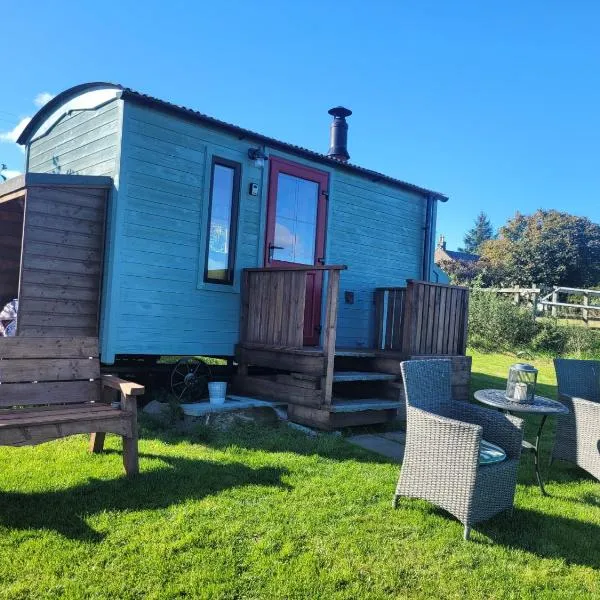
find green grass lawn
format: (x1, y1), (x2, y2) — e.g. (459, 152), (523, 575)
(1, 353), (600, 598)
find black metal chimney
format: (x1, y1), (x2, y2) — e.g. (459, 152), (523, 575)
(327, 106), (352, 162)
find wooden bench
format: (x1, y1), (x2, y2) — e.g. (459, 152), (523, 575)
(0, 337), (144, 475)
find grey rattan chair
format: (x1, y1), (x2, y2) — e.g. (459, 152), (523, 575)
(553, 359), (600, 480)
(393, 359), (524, 540)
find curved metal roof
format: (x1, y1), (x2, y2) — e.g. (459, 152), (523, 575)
(18, 82), (448, 201)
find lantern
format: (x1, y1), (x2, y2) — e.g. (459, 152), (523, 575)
(506, 363), (538, 403)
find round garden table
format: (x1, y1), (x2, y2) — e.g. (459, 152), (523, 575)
(474, 389), (569, 496)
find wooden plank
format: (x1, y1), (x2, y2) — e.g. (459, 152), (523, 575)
(321, 269), (340, 406)
(0, 358), (100, 383)
(17, 299), (97, 316)
(26, 226), (102, 249)
(19, 283), (99, 302)
(235, 346), (325, 376)
(15, 325), (97, 337)
(426, 284), (437, 354)
(385, 289), (394, 350)
(275, 374), (320, 390)
(21, 255), (101, 276)
(433, 286), (443, 354)
(374, 289), (384, 349)
(25, 187), (106, 210)
(25, 195), (103, 223)
(17, 312), (97, 329)
(0, 403), (117, 423)
(393, 290), (405, 350)
(239, 269), (250, 344)
(26, 212), (103, 236)
(101, 374), (145, 396)
(445, 288), (457, 355)
(0, 417), (130, 447)
(278, 271), (291, 346)
(288, 271), (306, 348)
(0, 380), (101, 407)
(459, 289), (469, 355)
(25, 241), (102, 263)
(231, 375), (322, 407)
(0, 337), (99, 358)
(287, 403), (397, 430)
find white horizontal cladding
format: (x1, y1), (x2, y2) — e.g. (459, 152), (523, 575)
(29, 88), (121, 143)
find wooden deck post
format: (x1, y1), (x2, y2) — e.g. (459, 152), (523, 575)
(321, 269), (340, 406)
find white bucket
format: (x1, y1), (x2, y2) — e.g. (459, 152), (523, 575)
(208, 381), (227, 405)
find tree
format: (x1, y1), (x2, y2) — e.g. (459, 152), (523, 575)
(460, 212), (494, 254)
(480, 209), (600, 287)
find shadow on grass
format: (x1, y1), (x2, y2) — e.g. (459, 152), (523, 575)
(141, 417), (394, 465)
(0, 452), (288, 542)
(479, 507), (600, 569)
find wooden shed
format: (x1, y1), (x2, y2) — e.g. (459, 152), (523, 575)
(0, 173), (110, 337)
(12, 82), (472, 428)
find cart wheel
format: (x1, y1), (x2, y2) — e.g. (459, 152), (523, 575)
(170, 358), (211, 401)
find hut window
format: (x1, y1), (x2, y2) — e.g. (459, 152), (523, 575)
(204, 157), (241, 284)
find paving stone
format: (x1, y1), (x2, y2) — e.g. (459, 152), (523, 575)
(346, 434), (405, 462)
(380, 430), (406, 443)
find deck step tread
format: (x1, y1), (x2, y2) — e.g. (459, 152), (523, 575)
(333, 371), (397, 383)
(334, 349), (377, 358)
(330, 398), (402, 413)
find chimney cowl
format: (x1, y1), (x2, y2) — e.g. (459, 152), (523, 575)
(327, 106), (352, 162)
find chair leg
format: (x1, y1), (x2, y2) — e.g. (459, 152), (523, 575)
(392, 494), (400, 509)
(89, 432), (106, 454)
(122, 435), (139, 476)
(463, 526), (471, 541)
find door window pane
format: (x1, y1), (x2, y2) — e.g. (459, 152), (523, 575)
(273, 173), (319, 264)
(205, 159), (240, 284)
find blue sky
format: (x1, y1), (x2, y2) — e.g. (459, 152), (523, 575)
(2, 0), (599, 249)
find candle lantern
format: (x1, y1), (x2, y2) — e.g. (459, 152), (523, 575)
(506, 363), (538, 403)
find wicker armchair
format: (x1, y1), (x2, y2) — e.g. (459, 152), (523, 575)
(553, 359), (600, 480)
(393, 359), (524, 540)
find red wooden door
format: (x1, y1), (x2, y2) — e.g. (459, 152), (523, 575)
(265, 157), (329, 346)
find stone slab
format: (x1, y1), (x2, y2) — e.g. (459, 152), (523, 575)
(346, 433), (405, 462)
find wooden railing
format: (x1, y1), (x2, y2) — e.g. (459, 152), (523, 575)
(374, 287), (406, 351)
(240, 265), (347, 350)
(402, 280), (469, 356)
(374, 280), (469, 356)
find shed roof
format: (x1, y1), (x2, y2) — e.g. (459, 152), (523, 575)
(17, 82), (448, 202)
(442, 249), (480, 263)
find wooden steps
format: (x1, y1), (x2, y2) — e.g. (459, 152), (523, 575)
(332, 371), (396, 383)
(234, 343), (472, 431)
(330, 398), (402, 412)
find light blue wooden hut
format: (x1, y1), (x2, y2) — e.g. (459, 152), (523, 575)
(16, 82), (470, 428)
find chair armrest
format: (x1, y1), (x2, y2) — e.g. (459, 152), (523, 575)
(405, 406), (482, 475)
(101, 374), (145, 397)
(559, 393), (599, 412)
(451, 402), (524, 459)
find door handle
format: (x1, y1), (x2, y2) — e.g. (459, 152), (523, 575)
(317, 257), (325, 265)
(268, 243), (284, 260)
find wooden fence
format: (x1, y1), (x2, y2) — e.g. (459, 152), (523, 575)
(375, 280), (469, 356)
(374, 287), (406, 351)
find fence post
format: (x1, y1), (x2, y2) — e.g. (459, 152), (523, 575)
(583, 292), (589, 326)
(552, 290), (558, 317)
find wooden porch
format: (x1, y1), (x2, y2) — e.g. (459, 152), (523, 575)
(233, 265), (471, 430)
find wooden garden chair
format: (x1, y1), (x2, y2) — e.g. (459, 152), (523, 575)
(0, 337), (144, 475)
